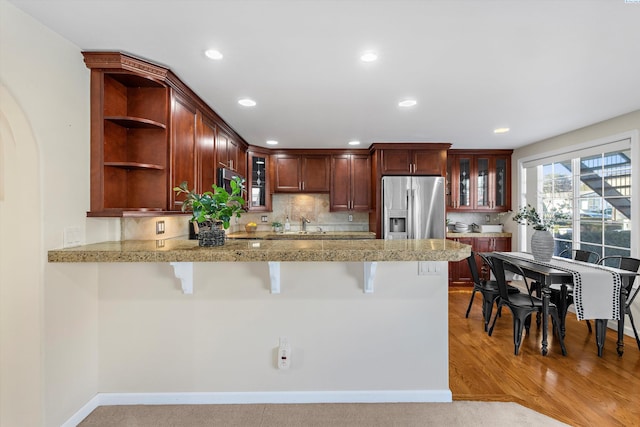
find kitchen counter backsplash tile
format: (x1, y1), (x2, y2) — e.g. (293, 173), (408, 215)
(48, 238), (470, 263)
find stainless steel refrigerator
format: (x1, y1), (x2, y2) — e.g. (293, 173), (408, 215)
(382, 176), (446, 239)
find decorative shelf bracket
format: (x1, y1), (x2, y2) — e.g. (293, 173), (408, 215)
(170, 262), (193, 294)
(364, 261), (378, 293)
(268, 261), (281, 294)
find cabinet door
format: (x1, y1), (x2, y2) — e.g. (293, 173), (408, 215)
(330, 155), (350, 210)
(247, 152), (271, 211)
(455, 156), (473, 210)
(216, 130), (229, 169)
(301, 155), (330, 192)
(227, 137), (238, 172)
(491, 155), (510, 212)
(351, 154), (371, 211)
(381, 150), (412, 174)
(273, 155), (301, 192)
(448, 237), (474, 285)
(171, 95), (196, 210)
(197, 113), (216, 193)
(475, 156), (492, 210)
(413, 150), (445, 175)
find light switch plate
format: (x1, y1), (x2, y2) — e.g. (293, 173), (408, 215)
(63, 226), (83, 248)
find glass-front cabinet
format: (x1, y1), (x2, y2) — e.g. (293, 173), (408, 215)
(447, 150), (512, 212)
(246, 149), (271, 211)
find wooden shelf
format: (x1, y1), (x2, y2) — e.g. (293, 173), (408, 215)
(104, 162), (165, 170)
(105, 116), (166, 129)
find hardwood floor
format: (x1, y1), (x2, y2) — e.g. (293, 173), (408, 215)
(449, 287), (640, 427)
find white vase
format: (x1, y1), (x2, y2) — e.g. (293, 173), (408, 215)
(531, 229), (554, 262)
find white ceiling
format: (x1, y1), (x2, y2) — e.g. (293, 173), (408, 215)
(9, 0), (640, 150)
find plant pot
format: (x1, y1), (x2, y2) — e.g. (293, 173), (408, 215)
(531, 229), (554, 262)
(197, 222), (226, 247)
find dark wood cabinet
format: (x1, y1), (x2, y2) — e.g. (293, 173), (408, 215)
(196, 111), (216, 194)
(273, 153), (330, 192)
(448, 236), (511, 285)
(330, 154), (371, 211)
(447, 150), (512, 212)
(247, 149), (271, 211)
(170, 94), (197, 210)
(380, 147), (448, 176)
(85, 53), (170, 216)
(83, 52), (249, 217)
(216, 129), (239, 171)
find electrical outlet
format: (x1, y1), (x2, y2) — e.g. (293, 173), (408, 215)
(485, 215), (490, 222)
(348, 214), (353, 222)
(156, 220), (165, 235)
(278, 337), (291, 370)
(261, 215), (268, 222)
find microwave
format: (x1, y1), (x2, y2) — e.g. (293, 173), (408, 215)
(217, 167), (245, 195)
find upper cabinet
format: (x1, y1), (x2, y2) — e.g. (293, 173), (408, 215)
(330, 153), (371, 212)
(377, 144), (449, 176)
(83, 52), (248, 216)
(447, 150), (512, 212)
(85, 53), (171, 216)
(246, 148), (271, 211)
(273, 152), (330, 193)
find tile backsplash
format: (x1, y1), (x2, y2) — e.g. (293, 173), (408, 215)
(121, 193), (369, 240)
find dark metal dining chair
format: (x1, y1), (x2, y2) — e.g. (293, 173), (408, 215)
(558, 249), (600, 264)
(465, 252), (519, 332)
(595, 256), (640, 350)
(487, 255), (566, 356)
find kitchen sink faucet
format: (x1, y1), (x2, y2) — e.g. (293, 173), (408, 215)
(301, 216), (311, 231)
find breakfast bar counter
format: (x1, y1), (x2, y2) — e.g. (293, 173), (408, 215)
(48, 238), (470, 263)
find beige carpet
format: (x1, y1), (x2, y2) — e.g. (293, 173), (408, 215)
(78, 402), (569, 426)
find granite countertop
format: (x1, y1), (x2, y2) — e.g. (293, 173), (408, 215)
(48, 238), (471, 263)
(446, 232), (512, 238)
(227, 231), (376, 240)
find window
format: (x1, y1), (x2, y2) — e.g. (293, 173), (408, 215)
(540, 149), (632, 259)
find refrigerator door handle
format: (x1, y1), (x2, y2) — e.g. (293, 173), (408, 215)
(408, 188), (414, 239)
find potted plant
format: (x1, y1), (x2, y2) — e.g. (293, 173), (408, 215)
(173, 176), (245, 246)
(512, 203), (569, 261)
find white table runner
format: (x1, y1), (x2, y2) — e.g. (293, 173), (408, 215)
(495, 252), (622, 321)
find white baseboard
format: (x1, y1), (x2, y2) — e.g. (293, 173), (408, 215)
(63, 389), (452, 426)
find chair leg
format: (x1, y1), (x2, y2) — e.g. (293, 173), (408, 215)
(549, 307), (567, 356)
(482, 295), (497, 332)
(465, 289), (477, 318)
(627, 309), (640, 351)
(585, 320), (592, 333)
(513, 316), (525, 355)
(488, 302), (501, 337)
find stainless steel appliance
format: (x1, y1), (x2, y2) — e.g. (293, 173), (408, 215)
(382, 176), (446, 239)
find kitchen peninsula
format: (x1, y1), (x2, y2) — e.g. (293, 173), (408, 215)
(48, 238), (470, 404)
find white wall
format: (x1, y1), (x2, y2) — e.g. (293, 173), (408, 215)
(97, 262), (449, 396)
(0, 1), (102, 425)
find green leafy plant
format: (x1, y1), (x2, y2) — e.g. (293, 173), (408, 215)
(173, 176), (245, 229)
(512, 203), (569, 231)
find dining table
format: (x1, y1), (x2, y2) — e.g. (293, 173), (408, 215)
(489, 251), (637, 357)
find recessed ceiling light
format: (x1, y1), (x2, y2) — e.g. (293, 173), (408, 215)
(238, 98), (257, 107)
(398, 99), (417, 107)
(360, 51), (378, 62)
(348, 140), (361, 146)
(494, 127), (510, 134)
(204, 49), (223, 60)
(266, 140), (278, 145)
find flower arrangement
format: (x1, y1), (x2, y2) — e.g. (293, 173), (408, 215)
(512, 203), (569, 231)
(173, 176), (245, 230)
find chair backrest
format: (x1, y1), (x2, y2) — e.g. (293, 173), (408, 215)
(466, 251), (482, 285)
(560, 249), (600, 264)
(480, 254), (534, 306)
